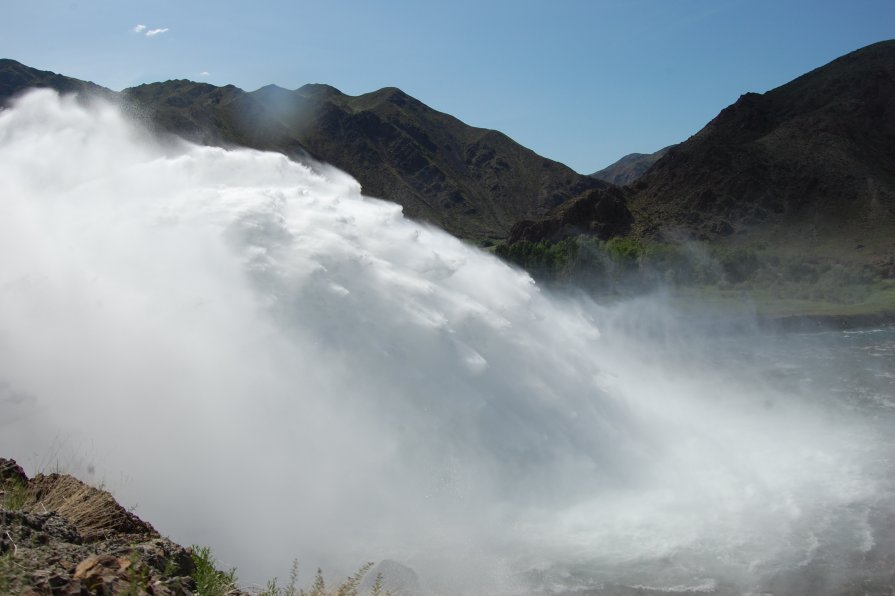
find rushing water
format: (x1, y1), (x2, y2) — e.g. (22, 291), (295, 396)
(525, 324), (895, 594)
(0, 90), (892, 595)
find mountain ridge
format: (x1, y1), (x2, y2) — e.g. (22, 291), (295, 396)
(507, 40), (895, 266)
(0, 59), (603, 241)
(5, 41), (895, 299)
(629, 39), (895, 249)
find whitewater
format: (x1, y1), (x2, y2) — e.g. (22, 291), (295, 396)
(0, 90), (892, 594)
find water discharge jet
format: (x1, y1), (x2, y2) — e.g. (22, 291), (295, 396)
(0, 90), (892, 594)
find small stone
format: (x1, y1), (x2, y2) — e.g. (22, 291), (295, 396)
(74, 554), (132, 589)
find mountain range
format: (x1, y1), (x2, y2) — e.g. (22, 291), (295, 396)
(508, 40), (895, 275)
(3, 41), (895, 301)
(0, 59), (602, 242)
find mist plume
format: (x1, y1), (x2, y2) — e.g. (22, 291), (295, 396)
(0, 90), (890, 594)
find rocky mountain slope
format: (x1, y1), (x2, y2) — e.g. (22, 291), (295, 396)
(628, 39), (895, 257)
(5, 41), (895, 305)
(589, 146), (672, 186)
(0, 59), (602, 241)
(0, 60), (114, 104)
(507, 41), (895, 264)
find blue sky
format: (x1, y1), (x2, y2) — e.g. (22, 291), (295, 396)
(1, 0), (892, 173)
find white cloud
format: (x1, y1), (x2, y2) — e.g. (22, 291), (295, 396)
(145, 28), (169, 37)
(132, 24), (146, 33)
(199, 71), (210, 77)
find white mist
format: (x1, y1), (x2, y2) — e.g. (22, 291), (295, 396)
(0, 90), (890, 594)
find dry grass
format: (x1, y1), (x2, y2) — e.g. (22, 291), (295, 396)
(27, 473), (156, 541)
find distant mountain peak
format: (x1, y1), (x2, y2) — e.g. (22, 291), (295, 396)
(590, 146), (673, 186)
(296, 83), (343, 97)
(373, 86), (407, 97)
(255, 83), (289, 93)
(357, 86), (421, 110)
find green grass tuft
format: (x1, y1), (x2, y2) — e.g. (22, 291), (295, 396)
(1, 479), (29, 511)
(191, 545), (239, 596)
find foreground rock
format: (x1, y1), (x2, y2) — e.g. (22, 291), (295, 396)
(0, 458), (231, 595)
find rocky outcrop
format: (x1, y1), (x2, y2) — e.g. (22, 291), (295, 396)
(2, 458), (410, 595)
(0, 459), (203, 595)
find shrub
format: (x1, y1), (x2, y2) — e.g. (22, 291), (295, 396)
(604, 237), (644, 268)
(495, 238), (580, 279)
(191, 545), (238, 596)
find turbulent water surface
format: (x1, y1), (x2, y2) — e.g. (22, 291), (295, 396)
(1, 91), (893, 595)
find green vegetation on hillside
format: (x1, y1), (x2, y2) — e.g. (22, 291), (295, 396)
(496, 235), (895, 316)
